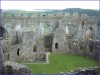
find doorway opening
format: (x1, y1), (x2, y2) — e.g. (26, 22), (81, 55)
(55, 42), (58, 49)
(33, 45), (37, 52)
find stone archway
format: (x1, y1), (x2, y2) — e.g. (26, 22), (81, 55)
(85, 27), (94, 40)
(0, 26), (9, 39)
(0, 26), (10, 60)
(44, 35), (53, 52)
(55, 42), (58, 49)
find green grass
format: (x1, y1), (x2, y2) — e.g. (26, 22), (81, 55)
(24, 54), (98, 74)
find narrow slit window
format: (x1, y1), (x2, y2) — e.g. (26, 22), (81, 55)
(82, 21), (84, 29)
(17, 48), (20, 56)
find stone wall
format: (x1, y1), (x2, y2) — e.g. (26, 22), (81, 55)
(52, 27), (69, 54)
(1, 12), (99, 62)
(1, 61), (32, 74)
(67, 39), (99, 59)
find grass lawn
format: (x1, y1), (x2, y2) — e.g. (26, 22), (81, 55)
(24, 54), (98, 74)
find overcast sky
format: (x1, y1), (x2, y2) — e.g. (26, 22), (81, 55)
(1, 1), (99, 11)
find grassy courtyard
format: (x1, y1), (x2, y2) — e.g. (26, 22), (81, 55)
(24, 54), (98, 74)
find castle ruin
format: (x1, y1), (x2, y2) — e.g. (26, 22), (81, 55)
(1, 12), (99, 63)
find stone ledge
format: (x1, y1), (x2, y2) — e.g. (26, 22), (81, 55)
(1, 61), (32, 74)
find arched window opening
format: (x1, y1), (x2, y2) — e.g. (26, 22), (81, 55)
(89, 45), (93, 52)
(82, 21), (84, 29)
(89, 41), (93, 52)
(69, 44), (71, 50)
(55, 42), (58, 49)
(3, 49), (5, 53)
(43, 15), (45, 16)
(33, 45), (37, 52)
(17, 48), (20, 56)
(89, 27), (93, 31)
(7, 53), (10, 60)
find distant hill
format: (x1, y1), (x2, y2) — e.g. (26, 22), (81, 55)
(35, 8), (99, 17)
(1, 8), (99, 17)
(62, 8), (99, 16)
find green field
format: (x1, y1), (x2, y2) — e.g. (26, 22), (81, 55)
(24, 54), (98, 74)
